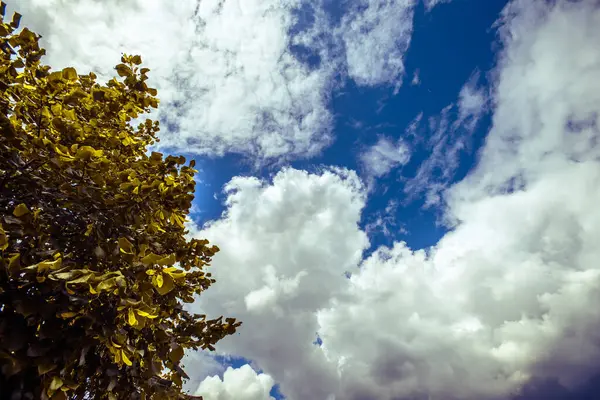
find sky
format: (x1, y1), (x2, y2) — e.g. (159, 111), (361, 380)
(8, 0), (600, 399)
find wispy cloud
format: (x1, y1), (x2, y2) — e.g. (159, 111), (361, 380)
(360, 136), (411, 182)
(411, 68), (421, 86)
(338, 0), (416, 87)
(404, 71), (488, 207)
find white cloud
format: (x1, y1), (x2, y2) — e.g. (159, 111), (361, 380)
(11, 0), (335, 161)
(338, 0), (416, 87)
(403, 71), (487, 207)
(411, 69), (421, 86)
(186, 1), (600, 399)
(195, 365), (275, 400)
(423, 0), (452, 12)
(360, 136), (411, 180)
(191, 168), (369, 400)
(455, 70), (488, 133)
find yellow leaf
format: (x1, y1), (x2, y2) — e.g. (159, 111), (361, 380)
(135, 309), (158, 319)
(155, 273), (175, 296)
(156, 253), (176, 266)
(8, 253), (20, 270)
(131, 55), (142, 65)
(132, 185), (139, 194)
(59, 311), (78, 319)
(13, 203), (29, 217)
(62, 67), (78, 81)
(75, 146), (103, 161)
(115, 63), (131, 77)
(118, 237), (135, 255)
(89, 284), (98, 294)
(121, 350), (132, 366)
(36, 258), (62, 273)
(49, 376), (63, 391)
(141, 253), (162, 266)
(127, 308), (137, 326)
(154, 273), (164, 288)
(84, 223), (93, 236)
(0, 224), (8, 251)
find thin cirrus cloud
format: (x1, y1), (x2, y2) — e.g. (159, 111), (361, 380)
(403, 71), (488, 207)
(186, 1), (600, 399)
(12, 0), (424, 162)
(360, 136), (411, 181)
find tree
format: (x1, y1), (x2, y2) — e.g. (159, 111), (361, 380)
(0, 4), (240, 399)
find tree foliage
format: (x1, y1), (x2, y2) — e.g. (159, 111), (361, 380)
(0, 5), (240, 399)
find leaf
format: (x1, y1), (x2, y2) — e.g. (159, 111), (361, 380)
(168, 345), (184, 363)
(127, 308), (137, 326)
(121, 350), (133, 366)
(7, 253), (20, 275)
(115, 63), (131, 77)
(36, 258), (62, 273)
(155, 273), (174, 296)
(141, 253), (162, 265)
(38, 362), (57, 375)
(59, 311), (78, 319)
(49, 376), (63, 391)
(118, 237), (135, 254)
(84, 223), (94, 236)
(135, 309), (158, 319)
(0, 224), (8, 251)
(156, 253), (176, 266)
(11, 12), (22, 28)
(62, 67), (78, 81)
(13, 203), (29, 217)
(131, 55), (142, 65)
(154, 273), (164, 288)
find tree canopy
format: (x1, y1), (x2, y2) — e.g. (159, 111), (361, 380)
(0, 4), (240, 399)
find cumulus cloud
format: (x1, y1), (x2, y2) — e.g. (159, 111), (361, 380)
(195, 365), (275, 400)
(186, 1), (600, 399)
(11, 0), (335, 161)
(191, 168), (368, 399)
(360, 136), (411, 181)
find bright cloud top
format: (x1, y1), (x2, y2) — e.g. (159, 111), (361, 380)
(339, 0), (416, 87)
(13, 0), (335, 161)
(13, 0), (427, 161)
(184, 1), (600, 399)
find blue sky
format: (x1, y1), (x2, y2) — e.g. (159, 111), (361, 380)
(12, 0), (600, 399)
(191, 0), (507, 253)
